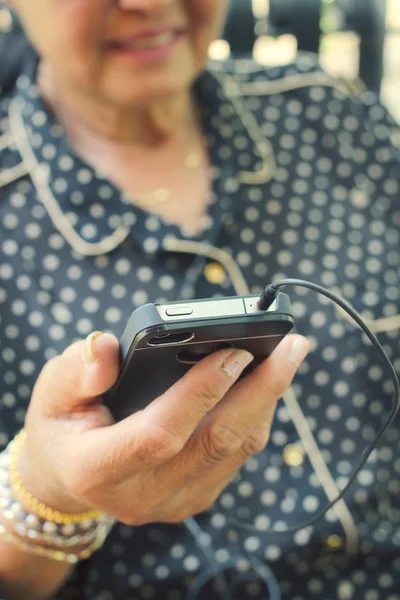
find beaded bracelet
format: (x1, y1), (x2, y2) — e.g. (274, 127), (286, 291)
(0, 521), (109, 564)
(1, 461), (112, 548)
(9, 430), (103, 525)
(0, 431), (115, 561)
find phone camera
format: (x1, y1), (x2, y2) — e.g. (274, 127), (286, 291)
(148, 332), (195, 346)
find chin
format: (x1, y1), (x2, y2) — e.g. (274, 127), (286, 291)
(102, 63), (201, 107)
(108, 84), (188, 107)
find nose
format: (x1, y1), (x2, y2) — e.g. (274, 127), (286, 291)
(118, 0), (175, 9)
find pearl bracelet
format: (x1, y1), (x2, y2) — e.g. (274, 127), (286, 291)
(0, 521), (110, 564)
(9, 430), (103, 524)
(0, 432), (115, 560)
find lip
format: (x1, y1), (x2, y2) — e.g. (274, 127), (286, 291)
(107, 26), (186, 63)
(120, 26), (186, 43)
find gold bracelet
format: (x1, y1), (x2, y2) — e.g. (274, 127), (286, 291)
(9, 430), (103, 525)
(0, 522), (106, 564)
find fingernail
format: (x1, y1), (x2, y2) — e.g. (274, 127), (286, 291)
(221, 350), (254, 379)
(289, 337), (310, 368)
(83, 331), (103, 365)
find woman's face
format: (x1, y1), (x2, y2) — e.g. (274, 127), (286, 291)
(11, 0), (227, 106)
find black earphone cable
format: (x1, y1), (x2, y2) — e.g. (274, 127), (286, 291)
(184, 278), (400, 599)
(228, 278), (400, 536)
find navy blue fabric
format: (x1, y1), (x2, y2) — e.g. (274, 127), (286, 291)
(0, 48), (399, 600)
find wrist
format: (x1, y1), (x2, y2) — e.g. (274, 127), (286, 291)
(0, 433), (114, 567)
(17, 432), (92, 516)
(0, 518), (73, 600)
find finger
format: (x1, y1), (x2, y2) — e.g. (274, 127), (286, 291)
(180, 334), (310, 474)
(239, 418), (273, 459)
(182, 418), (273, 519)
(83, 348), (254, 477)
(167, 425), (281, 523)
(145, 347), (254, 435)
(31, 332), (120, 418)
(206, 415), (275, 489)
(159, 466), (241, 524)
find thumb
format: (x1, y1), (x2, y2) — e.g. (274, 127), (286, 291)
(31, 332), (120, 417)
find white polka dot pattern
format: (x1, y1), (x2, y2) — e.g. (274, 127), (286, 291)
(0, 53), (400, 600)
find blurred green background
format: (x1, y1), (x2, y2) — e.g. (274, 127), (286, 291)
(319, 0), (399, 120)
(210, 0), (400, 122)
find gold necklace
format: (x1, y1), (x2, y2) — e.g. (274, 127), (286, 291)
(36, 61), (206, 209)
(132, 150), (204, 207)
(131, 98), (206, 208)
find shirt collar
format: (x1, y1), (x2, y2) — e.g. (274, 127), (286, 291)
(8, 56), (274, 256)
(198, 64), (276, 186)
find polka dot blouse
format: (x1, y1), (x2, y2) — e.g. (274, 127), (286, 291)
(1, 49), (400, 600)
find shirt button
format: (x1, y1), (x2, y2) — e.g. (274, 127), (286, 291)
(283, 444), (305, 467)
(325, 534), (343, 550)
(203, 262), (227, 285)
(223, 214), (234, 227)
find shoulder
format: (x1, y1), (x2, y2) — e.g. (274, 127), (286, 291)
(208, 52), (366, 100)
(208, 53), (400, 149)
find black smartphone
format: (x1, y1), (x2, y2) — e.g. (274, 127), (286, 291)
(105, 293), (294, 421)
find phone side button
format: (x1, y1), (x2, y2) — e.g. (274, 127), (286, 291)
(165, 307), (194, 317)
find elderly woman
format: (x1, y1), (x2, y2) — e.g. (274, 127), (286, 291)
(0, 1), (399, 599)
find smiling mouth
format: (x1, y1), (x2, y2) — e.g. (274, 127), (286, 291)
(110, 29), (182, 51)
(127, 31), (177, 49)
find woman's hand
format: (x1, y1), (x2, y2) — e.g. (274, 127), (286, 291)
(19, 331), (310, 525)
